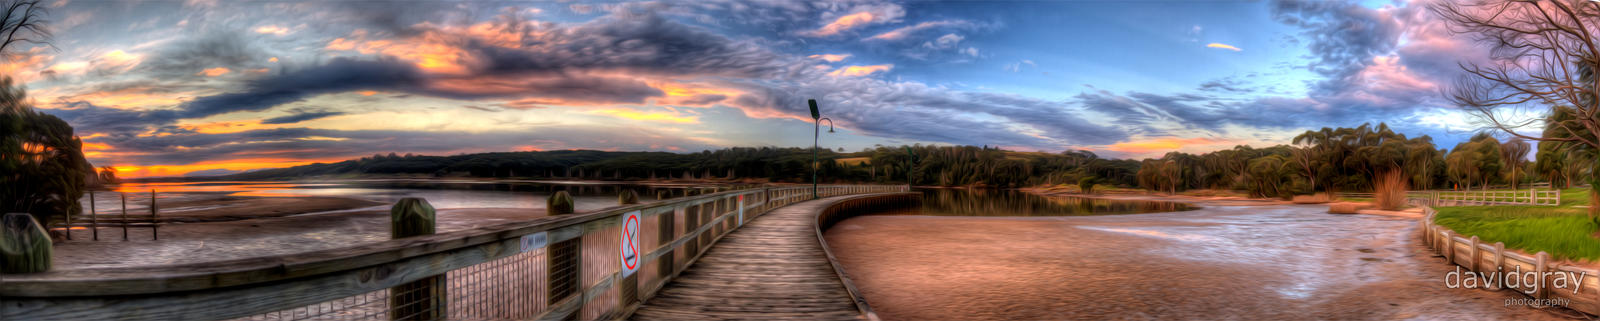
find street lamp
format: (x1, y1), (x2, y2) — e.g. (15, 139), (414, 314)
(809, 99), (833, 199)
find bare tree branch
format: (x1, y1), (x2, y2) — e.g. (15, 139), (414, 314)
(1434, 0), (1600, 151)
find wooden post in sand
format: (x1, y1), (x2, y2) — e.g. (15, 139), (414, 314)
(150, 190), (159, 241)
(120, 193), (128, 241)
(90, 191), (98, 241)
(389, 198), (443, 320)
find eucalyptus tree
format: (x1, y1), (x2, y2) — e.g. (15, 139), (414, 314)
(1499, 139), (1532, 189)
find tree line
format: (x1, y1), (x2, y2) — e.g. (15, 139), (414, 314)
(1133, 122), (1589, 198)
(222, 145), (1144, 189)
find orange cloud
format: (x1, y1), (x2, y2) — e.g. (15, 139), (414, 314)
(196, 67), (230, 77)
(81, 141), (112, 158)
(1206, 43), (1242, 51)
(1105, 137), (1234, 154)
(828, 64), (893, 77)
(808, 12), (879, 37)
(807, 54), (851, 62)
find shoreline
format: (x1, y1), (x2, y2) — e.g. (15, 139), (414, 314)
(824, 197), (1577, 320)
(1020, 186), (1293, 207)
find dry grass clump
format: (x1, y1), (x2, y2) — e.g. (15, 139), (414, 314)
(1373, 170), (1408, 211)
(1327, 202), (1374, 214)
(1291, 193), (1332, 204)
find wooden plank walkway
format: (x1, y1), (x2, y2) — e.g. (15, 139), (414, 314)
(632, 195), (864, 321)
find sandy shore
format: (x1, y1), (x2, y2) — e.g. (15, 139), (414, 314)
(824, 205), (1582, 320)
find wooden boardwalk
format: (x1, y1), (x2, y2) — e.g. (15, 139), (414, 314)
(632, 195), (864, 321)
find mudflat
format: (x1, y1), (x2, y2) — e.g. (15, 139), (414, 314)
(824, 205), (1580, 320)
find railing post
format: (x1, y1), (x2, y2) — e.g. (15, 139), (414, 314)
(1, 213), (52, 273)
(619, 189), (639, 205)
(1468, 236), (1479, 271)
(549, 191), (575, 215)
(388, 198), (444, 320)
(1535, 251), (1550, 299)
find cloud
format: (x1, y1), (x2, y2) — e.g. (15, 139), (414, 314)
(808, 54), (851, 62)
(1198, 78), (1250, 93)
(1205, 43), (1242, 51)
(828, 64), (893, 77)
(178, 58), (423, 119)
(254, 25), (292, 35)
(1004, 60), (1035, 72)
(864, 19), (978, 41)
(923, 34), (964, 50)
(260, 111), (346, 124)
(195, 67), (230, 77)
(801, 3), (904, 37)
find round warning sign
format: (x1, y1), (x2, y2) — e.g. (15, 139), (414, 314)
(620, 210), (641, 276)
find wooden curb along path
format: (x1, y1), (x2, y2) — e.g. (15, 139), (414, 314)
(631, 194), (904, 321)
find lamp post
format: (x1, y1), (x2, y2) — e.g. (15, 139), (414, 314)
(809, 99), (833, 199)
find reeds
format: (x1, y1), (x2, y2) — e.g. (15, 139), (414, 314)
(1373, 170), (1408, 211)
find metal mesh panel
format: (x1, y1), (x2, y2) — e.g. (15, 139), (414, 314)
(446, 249), (547, 319)
(233, 290), (388, 320)
(580, 223), (621, 320)
(549, 237), (582, 302)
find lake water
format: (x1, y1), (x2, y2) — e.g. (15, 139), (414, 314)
(81, 179), (715, 212)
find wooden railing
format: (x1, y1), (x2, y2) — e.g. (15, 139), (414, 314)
(50, 191), (159, 241)
(0, 184), (909, 321)
(1420, 207), (1600, 314)
(1338, 189), (1561, 206)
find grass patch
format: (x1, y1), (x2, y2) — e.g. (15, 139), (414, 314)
(1433, 205), (1600, 261)
(834, 157), (871, 166)
(1560, 188), (1590, 207)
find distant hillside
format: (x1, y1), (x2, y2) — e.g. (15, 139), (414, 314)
(222, 148), (840, 182)
(210, 145), (1139, 189)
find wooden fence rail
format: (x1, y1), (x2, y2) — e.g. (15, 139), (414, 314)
(1337, 189), (1560, 206)
(50, 191), (159, 241)
(1420, 208), (1600, 315)
(0, 184), (907, 321)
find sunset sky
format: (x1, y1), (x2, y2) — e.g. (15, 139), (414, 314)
(14, 0), (1498, 177)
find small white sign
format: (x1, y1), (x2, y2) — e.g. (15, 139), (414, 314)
(620, 210), (642, 277)
(737, 195), (745, 226)
(520, 232), (548, 253)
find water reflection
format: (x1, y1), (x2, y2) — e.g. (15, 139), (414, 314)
(888, 188), (1194, 217)
(82, 180), (715, 211)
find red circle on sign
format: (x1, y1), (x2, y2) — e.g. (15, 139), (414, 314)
(624, 215), (639, 270)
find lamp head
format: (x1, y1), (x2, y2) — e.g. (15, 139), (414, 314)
(808, 99), (820, 120)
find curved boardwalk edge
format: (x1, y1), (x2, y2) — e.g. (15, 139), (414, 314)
(813, 193), (920, 321)
(1419, 206), (1600, 315)
(629, 193), (917, 321)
